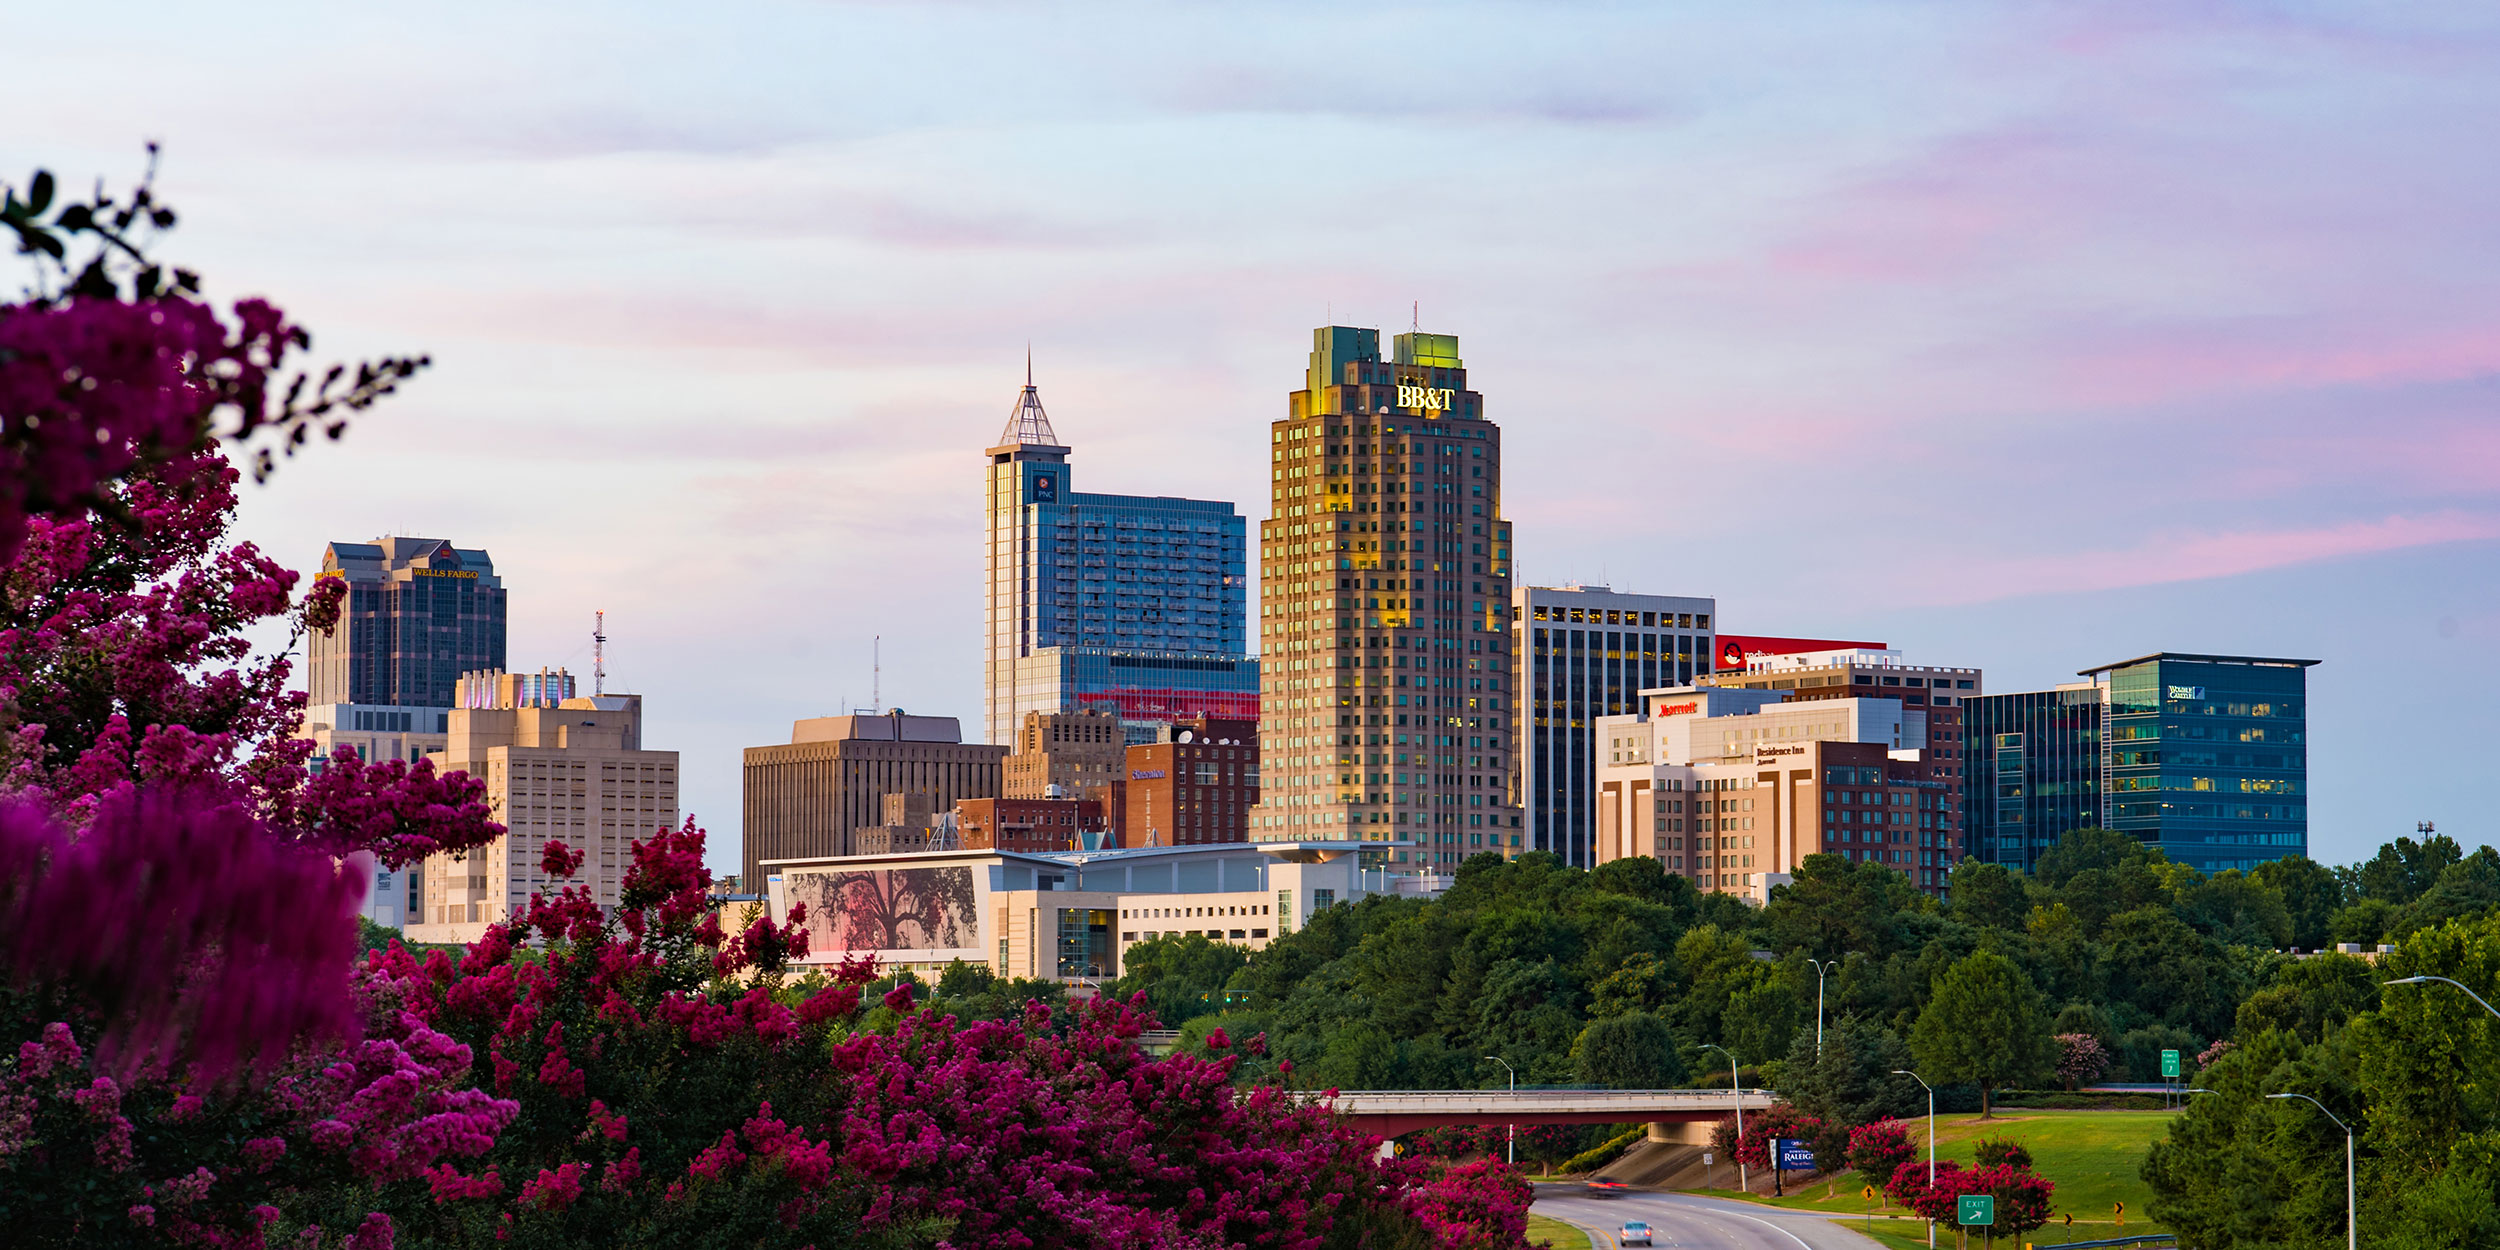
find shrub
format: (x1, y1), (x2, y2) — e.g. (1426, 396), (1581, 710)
(1972, 1135), (2034, 1170)
(1847, 1117), (1916, 1182)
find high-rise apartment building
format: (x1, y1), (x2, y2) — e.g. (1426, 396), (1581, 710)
(308, 537), (507, 708)
(1002, 707), (1126, 800)
(741, 711), (1007, 889)
(1250, 326), (1521, 871)
(403, 688), (677, 945)
(983, 372), (1257, 745)
(1514, 585), (1717, 867)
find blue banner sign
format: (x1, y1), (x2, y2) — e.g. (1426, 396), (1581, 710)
(1775, 1139), (1816, 1171)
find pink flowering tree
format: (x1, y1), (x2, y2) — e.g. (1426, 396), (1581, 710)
(1846, 1117), (1915, 1192)
(0, 155), (1533, 1249)
(2056, 1032), (2111, 1091)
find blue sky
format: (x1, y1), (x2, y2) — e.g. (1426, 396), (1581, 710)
(8, 2), (2496, 872)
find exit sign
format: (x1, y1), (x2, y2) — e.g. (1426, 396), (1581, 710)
(2161, 1049), (2182, 1079)
(1958, 1194), (1995, 1226)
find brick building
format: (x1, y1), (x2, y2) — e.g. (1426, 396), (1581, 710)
(1123, 715), (1259, 847)
(955, 797), (1111, 853)
(1002, 707), (1125, 800)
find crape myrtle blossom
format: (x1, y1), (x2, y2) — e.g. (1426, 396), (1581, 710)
(0, 156), (1531, 1247)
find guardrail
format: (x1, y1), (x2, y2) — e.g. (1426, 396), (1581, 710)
(2029, 1236), (2178, 1249)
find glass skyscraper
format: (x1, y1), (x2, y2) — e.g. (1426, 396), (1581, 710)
(2090, 652), (2315, 874)
(1964, 683), (2108, 871)
(1513, 585), (1715, 867)
(984, 370), (1256, 745)
(1967, 652), (2316, 874)
(307, 537), (507, 708)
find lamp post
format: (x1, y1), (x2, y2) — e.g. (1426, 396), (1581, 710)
(1894, 1070), (1936, 1249)
(2268, 1093), (2355, 1250)
(1704, 1043), (1746, 1194)
(1479, 1055), (1515, 1166)
(1805, 955), (1851, 1052)
(2385, 974), (2500, 1022)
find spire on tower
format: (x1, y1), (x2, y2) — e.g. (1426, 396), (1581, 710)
(996, 351), (1062, 447)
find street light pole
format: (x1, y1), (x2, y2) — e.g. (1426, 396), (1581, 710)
(2268, 1093), (2355, 1250)
(1480, 1055), (1515, 1166)
(1894, 1070), (1936, 1250)
(1806, 956), (1851, 1052)
(2385, 974), (2500, 1022)
(1704, 1043), (1746, 1194)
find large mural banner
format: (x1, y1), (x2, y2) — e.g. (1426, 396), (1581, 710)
(787, 866), (977, 953)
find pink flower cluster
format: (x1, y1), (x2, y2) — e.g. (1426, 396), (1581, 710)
(1887, 1157), (2055, 1232)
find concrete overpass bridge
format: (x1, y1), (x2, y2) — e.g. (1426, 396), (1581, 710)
(1314, 1089), (1777, 1140)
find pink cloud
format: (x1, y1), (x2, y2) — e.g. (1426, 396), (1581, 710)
(1926, 510), (2500, 606)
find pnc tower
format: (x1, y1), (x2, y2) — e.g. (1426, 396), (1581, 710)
(983, 368), (1256, 746)
(1250, 326), (1522, 871)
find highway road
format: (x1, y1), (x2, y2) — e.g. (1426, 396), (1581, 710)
(1532, 1183), (1913, 1250)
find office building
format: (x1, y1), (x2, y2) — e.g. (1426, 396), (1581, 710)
(2088, 652), (2315, 873)
(1002, 707), (1126, 800)
(762, 838), (1407, 982)
(404, 688), (678, 944)
(1250, 326), (1521, 871)
(740, 711), (1007, 888)
(983, 369), (1258, 745)
(1704, 646), (1979, 873)
(1514, 585), (1717, 867)
(1963, 682), (2109, 871)
(300, 703), (452, 771)
(1122, 715), (1259, 847)
(1592, 682), (1960, 897)
(308, 537), (507, 708)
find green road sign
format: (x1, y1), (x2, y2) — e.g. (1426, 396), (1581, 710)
(2161, 1048), (2183, 1079)
(1959, 1194), (1996, 1226)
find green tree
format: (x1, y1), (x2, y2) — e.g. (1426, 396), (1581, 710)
(1571, 1012), (1688, 1088)
(1589, 951), (1677, 1019)
(2177, 869), (2294, 950)
(2344, 832), (2464, 906)
(1722, 978), (1806, 1068)
(1757, 854), (1933, 958)
(1909, 950), (2050, 1117)
(1111, 932), (1250, 1025)
(1777, 1013), (1921, 1128)
(2252, 855), (2344, 951)
(1946, 858), (2027, 930)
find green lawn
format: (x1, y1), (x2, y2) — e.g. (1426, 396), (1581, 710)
(1686, 1109), (2179, 1245)
(1525, 1212), (1593, 1248)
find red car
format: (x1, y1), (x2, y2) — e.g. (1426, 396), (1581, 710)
(1584, 1180), (1628, 1198)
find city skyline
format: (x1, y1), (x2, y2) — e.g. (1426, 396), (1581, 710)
(11, 4), (2495, 872)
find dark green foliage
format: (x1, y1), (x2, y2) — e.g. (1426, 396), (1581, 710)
(1571, 1012), (1688, 1088)
(2343, 832), (2463, 906)
(1972, 1135), (2034, 1169)
(2253, 855), (2343, 951)
(1910, 950), (2051, 1116)
(1777, 1014), (1922, 1127)
(1946, 859), (2026, 930)
(1109, 932), (1249, 1025)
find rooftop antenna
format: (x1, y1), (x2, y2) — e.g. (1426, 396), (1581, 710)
(592, 610), (606, 696)
(1412, 300), (1419, 332)
(873, 635), (881, 715)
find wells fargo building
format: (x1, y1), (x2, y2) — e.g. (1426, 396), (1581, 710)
(1249, 326), (1523, 870)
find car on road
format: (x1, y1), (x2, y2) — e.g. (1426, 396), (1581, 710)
(1618, 1220), (1653, 1246)
(1584, 1180), (1627, 1197)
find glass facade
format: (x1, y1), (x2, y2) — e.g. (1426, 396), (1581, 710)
(985, 379), (1253, 744)
(307, 538), (507, 709)
(1963, 686), (2106, 871)
(2098, 654), (2313, 873)
(1514, 589), (1714, 867)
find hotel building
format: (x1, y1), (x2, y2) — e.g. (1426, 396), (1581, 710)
(1250, 326), (1522, 871)
(1122, 715), (1260, 847)
(1513, 585), (1717, 867)
(983, 371), (1257, 745)
(1592, 682), (1960, 898)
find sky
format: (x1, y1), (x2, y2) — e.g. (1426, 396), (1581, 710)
(7, 1), (2497, 873)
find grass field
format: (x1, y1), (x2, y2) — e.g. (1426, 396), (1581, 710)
(1687, 1109), (2179, 1245)
(1525, 1212), (1593, 1248)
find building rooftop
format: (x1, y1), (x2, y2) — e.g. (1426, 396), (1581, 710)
(2078, 652), (2322, 676)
